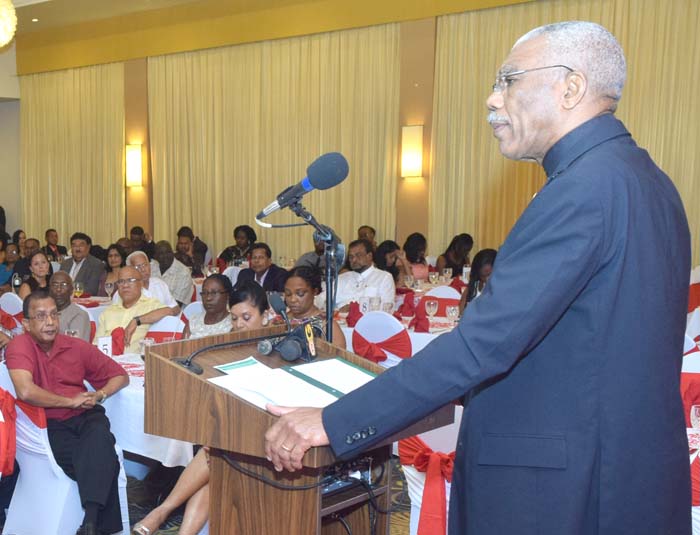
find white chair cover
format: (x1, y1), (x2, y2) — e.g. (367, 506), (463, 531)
(182, 301), (204, 321)
(223, 265), (242, 287)
(0, 292), (23, 317)
(50, 261), (61, 273)
(352, 311), (410, 368)
(425, 285), (461, 299)
(426, 256), (437, 268)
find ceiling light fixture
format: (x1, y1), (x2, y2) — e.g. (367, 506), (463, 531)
(32, 17), (38, 22)
(0, 0), (17, 48)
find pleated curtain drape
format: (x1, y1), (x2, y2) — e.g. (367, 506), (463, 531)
(430, 0), (700, 263)
(148, 23), (400, 260)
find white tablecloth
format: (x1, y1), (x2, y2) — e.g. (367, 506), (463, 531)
(103, 353), (193, 467)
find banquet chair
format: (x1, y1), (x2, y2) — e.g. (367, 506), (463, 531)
(419, 287), (461, 317)
(182, 301), (204, 324)
(223, 265), (242, 287)
(352, 311), (412, 367)
(425, 256), (438, 268)
(399, 405), (463, 535)
(75, 303), (97, 343)
(425, 286), (461, 299)
(50, 261), (61, 273)
(0, 292), (23, 326)
(0, 363), (130, 535)
(147, 316), (186, 343)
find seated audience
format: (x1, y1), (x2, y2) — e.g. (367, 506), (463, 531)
(403, 232), (429, 281)
(0, 221), (8, 245)
(95, 266), (173, 353)
(375, 240), (410, 287)
(12, 237), (40, 281)
(219, 225), (257, 266)
(234, 243), (287, 293)
(6, 292), (128, 535)
(436, 233), (474, 278)
(132, 282), (269, 535)
(12, 229), (26, 258)
(97, 243), (127, 297)
(357, 225), (377, 251)
(61, 232), (105, 296)
(183, 274), (233, 339)
(18, 250), (53, 299)
(284, 266), (346, 348)
(295, 237), (326, 272)
(175, 227), (207, 277)
(41, 228), (68, 261)
(49, 272), (91, 342)
(130, 226), (154, 258)
(116, 237), (134, 256)
(0, 241), (18, 294)
(0, 237), (12, 288)
(319, 239), (395, 310)
(124, 251), (179, 314)
(153, 241), (194, 306)
(459, 248), (497, 314)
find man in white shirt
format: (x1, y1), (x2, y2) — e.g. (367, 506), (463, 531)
(153, 240), (193, 306)
(122, 251), (179, 315)
(317, 239), (395, 310)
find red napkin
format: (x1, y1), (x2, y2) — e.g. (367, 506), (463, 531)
(346, 301), (363, 327)
(0, 309), (16, 330)
(111, 327), (125, 356)
(80, 292), (92, 298)
(397, 291), (416, 317)
(428, 265), (438, 273)
(409, 307), (430, 333)
(81, 301), (100, 308)
(449, 277), (467, 293)
(396, 287), (413, 295)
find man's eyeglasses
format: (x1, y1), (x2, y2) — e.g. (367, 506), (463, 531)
(133, 262), (149, 272)
(116, 277), (141, 287)
(49, 282), (71, 289)
(28, 311), (59, 322)
(492, 64), (573, 93)
(200, 290), (228, 297)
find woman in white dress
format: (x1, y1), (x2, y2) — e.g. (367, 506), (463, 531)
(184, 274), (233, 339)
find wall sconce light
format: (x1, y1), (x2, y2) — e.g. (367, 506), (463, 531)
(401, 125), (423, 178)
(125, 144), (143, 187)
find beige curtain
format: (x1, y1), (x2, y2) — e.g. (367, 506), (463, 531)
(430, 0), (700, 263)
(20, 63), (125, 247)
(148, 23), (400, 260)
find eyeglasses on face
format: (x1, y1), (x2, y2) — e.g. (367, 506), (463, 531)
(50, 282), (71, 289)
(492, 64), (573, 93)
(28, 311), (59, 321)
(116, 277), (141, 286)
(133, 262), (149, 271)
(200, 290), (228, 297)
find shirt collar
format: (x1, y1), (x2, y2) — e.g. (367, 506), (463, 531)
(542, 113), (631, 181)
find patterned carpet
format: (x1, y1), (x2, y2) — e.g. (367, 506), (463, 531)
(128, 459), (411, 534)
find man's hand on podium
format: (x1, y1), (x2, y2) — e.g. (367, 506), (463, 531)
(265, 405), (329, 472)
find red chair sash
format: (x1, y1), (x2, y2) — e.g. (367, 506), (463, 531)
(399, 435), (455, 535)
(680, 372), (700, 505)
(0, 309), (16, 330)
(16, 399), (47, 429)
(352, 329), (412, 363)
(690, 283), (700, 313)
(0, 389), (16, 476)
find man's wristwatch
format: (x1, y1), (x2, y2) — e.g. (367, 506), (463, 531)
(97, 390), (107, 404)
(135, 316), (142, 326)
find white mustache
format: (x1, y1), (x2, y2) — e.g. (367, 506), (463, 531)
(487, 112), (508, 124)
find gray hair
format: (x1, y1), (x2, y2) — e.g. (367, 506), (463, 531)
(126, 250), (148, 264)
(515, 21), (626, 105)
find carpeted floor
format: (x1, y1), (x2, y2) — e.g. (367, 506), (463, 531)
(127, 459), (411, 534)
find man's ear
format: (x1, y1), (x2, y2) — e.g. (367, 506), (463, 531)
(561, 71), (587, 109)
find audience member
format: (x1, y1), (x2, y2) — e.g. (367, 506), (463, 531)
(12, 229), (26, 257)
(97, 244), (127, 297)
(130, 226), (154, 259)
(41, 228), (68, 261)
(6, 292), (128, 535)
(12, 237), (39, 281)
(176, 226), (210, 268)
(0, 223), (9, 246)
(234, 243), (287, 293)
(49, 272), (91, 342)
(89, 244), (108, 263)
(357, 225), (377, 251)
(132, 280), (268, 535)
(219, 225), (257, 266)
(437, 233), (474, 278)
(95, 266), (172, 353)
(295, 237), (326, 271)
(125, 251), (179, 314)
(175, 228), (204, 277)
(0, 206), (5, 233)
(459, 248), (497, 313)
(319, 239), (395, 310)
(403, 232), (429, 281)
(375, 240), (410, 287)
(18, 250), (53, 299)
(116, 237), (135, 256)
(183, 274), (232, 339)
(284, 266), (345, 348)
(0, 237), (11, 289)
(61, 232), (105, 296)
(153, 241), (194, 307)
(0, 241), (18, 294)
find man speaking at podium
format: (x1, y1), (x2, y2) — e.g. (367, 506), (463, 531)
(265, 21), (691, 534)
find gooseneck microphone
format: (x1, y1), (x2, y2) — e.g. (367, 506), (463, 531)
(256, 152), (349, 220)
(257, 293), (290, 355)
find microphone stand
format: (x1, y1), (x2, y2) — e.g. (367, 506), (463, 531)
(287, 200), (343, 343)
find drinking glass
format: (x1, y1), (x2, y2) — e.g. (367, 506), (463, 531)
(691, 405), (700, 428)
(139, 337), (155, 356)
(442, 268), (452, 280)
(369, 296), (381, 312)
(209, 266), (220, 275)
(73, 282), (84, 298)
(104, 282), (114, 299)
(425, 299), (439, 319)
(445, 305), (460, 326)
(382, 302), (394, 314)
(404, 274), (414, 289)
(428, 272), (439, 285)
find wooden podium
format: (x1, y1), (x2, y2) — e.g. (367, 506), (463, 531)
(144, 327), (454, 535)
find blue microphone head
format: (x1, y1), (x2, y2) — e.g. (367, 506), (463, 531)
(306, 152), (349, 190)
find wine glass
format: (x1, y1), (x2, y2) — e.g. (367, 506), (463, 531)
(446, 305), (460, 326)
(404, 274), (415, 289)
(104, 282), (114, 299)
(73, 282), (84, 298)
(382, 302), (394, 314)
(369, 296), (381, 312)
(209, 266), (220, 275)
(442, 268), (452, 280)
(691, 405), (700, 428)
(428, 272), (438, 285)
(139, 337), (155, 356)
(425, 299), (439, 320)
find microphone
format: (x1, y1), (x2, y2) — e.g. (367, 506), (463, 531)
(256, 152), (349, 219)
(257, 292), (290, 355)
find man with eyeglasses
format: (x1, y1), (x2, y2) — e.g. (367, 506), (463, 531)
(5, 291), (128, 535)
(95, 266), (172, 353)
(122, 251), (180, 316)
(49, 271), (90, 342)
(265, 21), (691, 534)
(60, 232), (105, 296)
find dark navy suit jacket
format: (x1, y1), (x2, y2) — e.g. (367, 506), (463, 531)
(234, 264), (288, 293)
(323, 115), (691, 534)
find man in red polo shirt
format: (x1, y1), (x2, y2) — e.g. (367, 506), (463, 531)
(6, 291), (128, 535)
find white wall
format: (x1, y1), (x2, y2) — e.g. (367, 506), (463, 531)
(0, 100), (21, 233)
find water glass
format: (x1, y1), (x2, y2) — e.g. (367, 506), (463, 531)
(139, 337), (155, 356)
(104, 282), (114, 299)
(73, 282), (84, 298)
(369, 296), (381, 312)
(404, 274), (414, 288)
(442, 268), (452, 280)
(382, 302), (394, 314)
(209, 266), (220, 275)
(425, 299), (439, 319)
(691, 405), (700, 428)
(428, 272), (439, 285)
(445, 305), (460, 326)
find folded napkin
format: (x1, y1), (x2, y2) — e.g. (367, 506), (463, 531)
(449, 276), (467, 293)
(81, 300), (100, 308)
(396, 287), (414, 295)
(397, 291), (416, 317)
(409, 307), (430, 332)
(111, 327), (125, 356)
(346, 301), (363, 327)
(428, 265), (438, 273)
